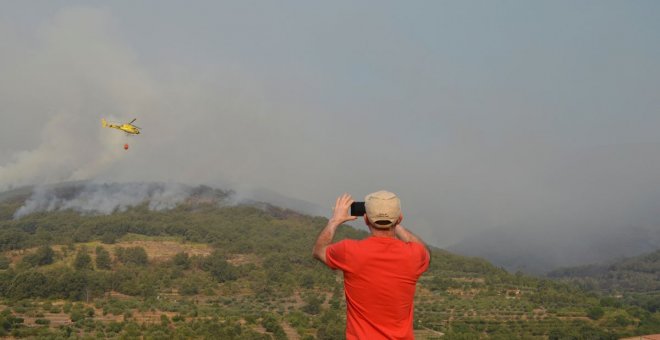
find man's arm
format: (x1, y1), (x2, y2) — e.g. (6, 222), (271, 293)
(395, 224), (431, 259)
(312, 193), (357, 265)
(312, 219), (341, 264)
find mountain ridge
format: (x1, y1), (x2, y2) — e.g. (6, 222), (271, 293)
(448, 224), (660, 275)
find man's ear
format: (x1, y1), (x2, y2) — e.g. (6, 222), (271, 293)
(397, 213), (404, 225)
(363, 215), (370, 226)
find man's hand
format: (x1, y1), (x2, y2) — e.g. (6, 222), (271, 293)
(313, 193), (357, 264)
(330, 193), (358, 225)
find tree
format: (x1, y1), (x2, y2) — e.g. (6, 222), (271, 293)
(173, 252), (190, 269)
(73, 250), (93, 271)
(21, 245), (54, 267)
(95, 246), (112, 270)
(8, 270), (49, 299)
(302, 295), (323, 315)
(115, 247), (148, 266)
(202, 252), (237, 282)
(587, 306), (604, 320)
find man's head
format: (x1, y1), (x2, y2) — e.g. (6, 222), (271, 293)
(364, 190), (402, 229)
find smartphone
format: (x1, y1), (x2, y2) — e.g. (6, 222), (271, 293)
(350, 202), (366, 216)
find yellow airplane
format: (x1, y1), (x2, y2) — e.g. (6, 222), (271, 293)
(102, 118), (141, 135)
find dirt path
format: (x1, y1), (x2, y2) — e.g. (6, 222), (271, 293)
(414, 327), (445, 339)
(281, 321), (300, 340)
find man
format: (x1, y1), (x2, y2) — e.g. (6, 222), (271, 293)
(313, 191), (430, 340)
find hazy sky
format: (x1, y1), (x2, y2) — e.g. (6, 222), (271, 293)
(1, 1), (659, 247)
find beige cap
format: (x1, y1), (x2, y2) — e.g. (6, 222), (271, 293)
(365, 190), (401, 229)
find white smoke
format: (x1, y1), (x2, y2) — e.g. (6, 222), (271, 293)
(0, 7), (157, 190)
(12, 182), (227, 219)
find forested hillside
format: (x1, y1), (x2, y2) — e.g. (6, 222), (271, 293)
(0, 185), (658, 339)
(548, 249), (660, 318)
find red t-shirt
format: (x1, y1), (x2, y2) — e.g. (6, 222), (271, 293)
(325, 236), (430, 340)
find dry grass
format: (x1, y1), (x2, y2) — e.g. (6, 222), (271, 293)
(3, 237), (214, 266)
(446, 288), (481, 298)
(451, 277), (485, 284)
(414, 328), (445, 339)
(107, 240), (212, 262)
(226, 253), (260, 266)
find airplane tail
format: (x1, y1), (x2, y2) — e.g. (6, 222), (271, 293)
(102, 118), (107, 127)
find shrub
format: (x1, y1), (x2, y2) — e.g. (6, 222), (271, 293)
(34, 318), (50, 325)
(587, 306), (604, 320)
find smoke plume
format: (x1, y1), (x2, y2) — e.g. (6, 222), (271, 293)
(13, 182), (230, 219)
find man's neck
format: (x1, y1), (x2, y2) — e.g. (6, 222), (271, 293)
(370, 227), (396, 238)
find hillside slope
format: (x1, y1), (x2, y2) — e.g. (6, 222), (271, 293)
(548, 250), (660, 293)
(448, 225), (660, 275)
(0, 183), (657, 339)
(548, 249), (660, 317)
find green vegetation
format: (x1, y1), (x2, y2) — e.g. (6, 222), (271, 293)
(548, 248), (660, 335)
(0, 190), (657, 338)
(548, 250), (660, 294)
